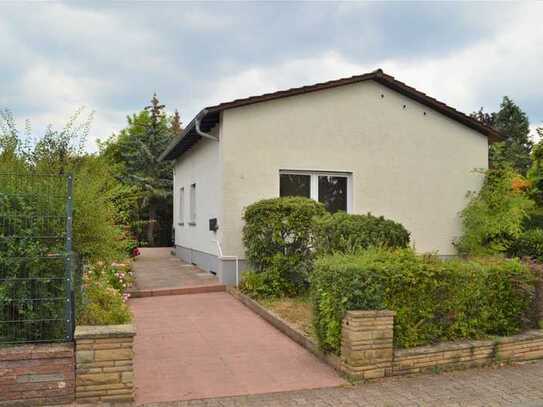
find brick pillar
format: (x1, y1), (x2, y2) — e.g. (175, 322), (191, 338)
(341, 310), (395, 379)
(75, 324), (136, 404)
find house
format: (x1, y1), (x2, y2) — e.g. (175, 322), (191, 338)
(159, 69), (501, 285)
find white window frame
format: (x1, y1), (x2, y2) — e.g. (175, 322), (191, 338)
(279, 170), (353, 213)
(178, 187), (184, 225)
(189, 183), (197, 225)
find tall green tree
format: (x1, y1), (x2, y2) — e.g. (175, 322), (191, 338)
(171, 109), (183, 137)
(472, 97), (532, 174)
(100, 94), (176, 246)
(527, 128), (543, 206)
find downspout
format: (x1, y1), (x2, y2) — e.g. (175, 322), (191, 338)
(195, 109), (219, 141)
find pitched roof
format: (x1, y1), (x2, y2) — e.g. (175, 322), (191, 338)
(160, 69), (502, 161)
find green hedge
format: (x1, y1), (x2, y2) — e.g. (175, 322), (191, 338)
(242, 197), (326, 273)
(313, 212), (410, 255)
(311, 249), (535, 353)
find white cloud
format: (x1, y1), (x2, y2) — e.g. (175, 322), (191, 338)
(207, 3), (542, 126)
(207, 51), (371, 106)
(1, 2), (541, 150)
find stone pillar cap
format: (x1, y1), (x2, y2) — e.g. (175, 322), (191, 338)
(75, 324), (136, 339)
(345, 310), (396, 318)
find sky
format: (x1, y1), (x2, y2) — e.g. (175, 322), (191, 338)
(1, 1), (542, 152)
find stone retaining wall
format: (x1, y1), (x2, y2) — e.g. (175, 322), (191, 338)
(341, 310), (543, 379)
(75, 324), (135, 404)
(0, 342), (74, 406)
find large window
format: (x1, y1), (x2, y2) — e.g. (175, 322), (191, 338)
(279, 171), (351, 213)
(189, 183), (196, 224)
(178, 187), (185, 224)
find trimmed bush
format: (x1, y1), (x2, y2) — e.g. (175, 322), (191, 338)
(311, 248), (535, 353)
(242, 197), (326, 273)
(313, 212), (410, 255)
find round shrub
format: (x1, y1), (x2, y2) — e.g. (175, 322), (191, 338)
(242, 197), (326, 273)
(313, 212), (410, 255)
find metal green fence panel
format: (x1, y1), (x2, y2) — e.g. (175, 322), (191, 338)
(0, 173), (75, 344)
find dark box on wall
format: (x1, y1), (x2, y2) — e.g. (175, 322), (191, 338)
(209, 218), (218, 231)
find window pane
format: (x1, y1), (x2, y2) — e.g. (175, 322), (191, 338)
(190, 184), (196, 223)
(179, 188), (184, 222)
(280, 174), (311, 198)
(318, 176), (347, 213)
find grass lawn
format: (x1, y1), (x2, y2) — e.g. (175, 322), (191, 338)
(258, 296), (315, 340)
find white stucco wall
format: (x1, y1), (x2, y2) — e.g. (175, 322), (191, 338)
(219, 80), (488, 257)
(173, 126), (221, 257)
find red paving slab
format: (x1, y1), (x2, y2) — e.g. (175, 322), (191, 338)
(130, 248), (223, 296)
(130, 292), (345, 405)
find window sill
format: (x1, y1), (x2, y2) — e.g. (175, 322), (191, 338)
(188, 222), (197, 226)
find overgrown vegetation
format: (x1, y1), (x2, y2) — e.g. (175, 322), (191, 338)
(311, 248), (535, 353)
(0, 93), (186, 332)
(0, 108), (136, 330)
(76, 262), (133, 326)
(461, 97), (543, 260)
(455, 167), (534, 256)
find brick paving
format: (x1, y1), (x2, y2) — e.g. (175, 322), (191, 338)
(132, 247), (221, 291)
(141, 360), (543, 406)
(131, 292), (344, 405)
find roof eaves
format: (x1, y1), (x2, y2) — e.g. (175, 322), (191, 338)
(158, 114), (199, 161)
(160, 69), (503, 161)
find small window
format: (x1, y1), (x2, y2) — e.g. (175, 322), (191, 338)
(178, 187), (184, 224)
(189, 183), (196, 224)
(280, 174), (311, 198)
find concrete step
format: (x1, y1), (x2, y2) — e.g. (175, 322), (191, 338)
(128, 284), (226, 298)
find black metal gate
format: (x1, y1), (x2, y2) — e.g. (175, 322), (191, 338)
(0, 173), (74, 344)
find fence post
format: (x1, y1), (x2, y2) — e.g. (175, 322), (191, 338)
(64, 174), (74, 341)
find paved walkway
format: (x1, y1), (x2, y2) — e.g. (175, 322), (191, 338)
(130, 248), (344, 405)
(131, 293), (344, 404)
(131, 248), (222, 295)
(144, 360), (543, 406)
